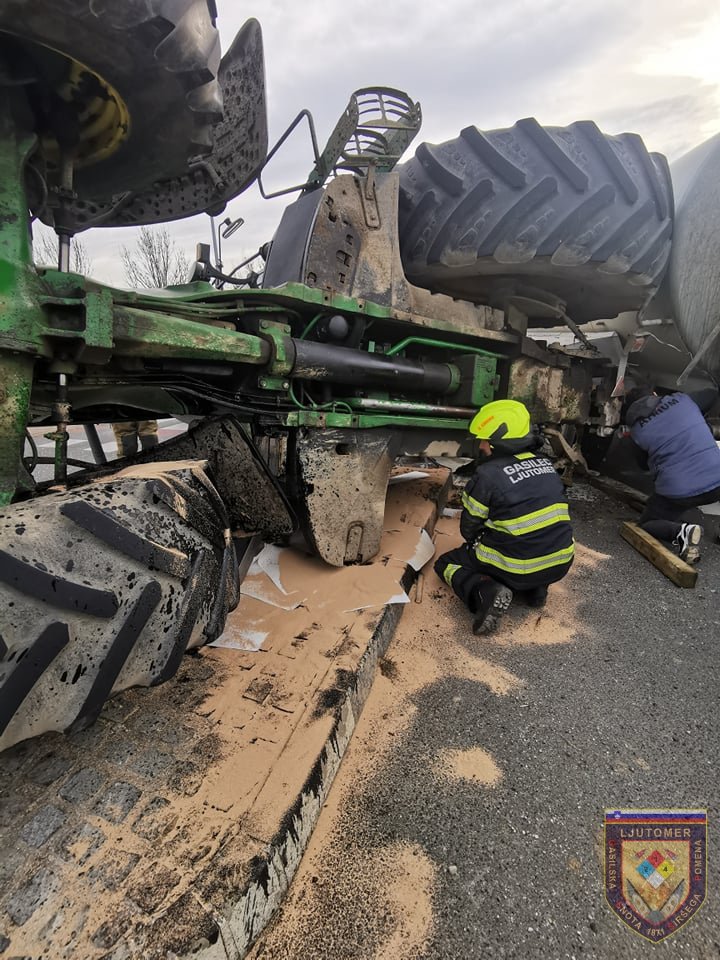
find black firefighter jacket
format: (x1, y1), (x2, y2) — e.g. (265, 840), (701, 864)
(460, 449), (575, 589)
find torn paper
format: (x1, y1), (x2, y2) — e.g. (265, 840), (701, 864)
(210, 625), (268, 651)
(251, 543), (289, 594)
(344, 589), (410, 612)
(408, 527), (435, 571)
(388, 470), (430, 485)
(241, 575), (306, 610)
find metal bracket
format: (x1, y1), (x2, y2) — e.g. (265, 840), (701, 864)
(79, 288), (114, 360)
(258, 318), (293, 376)
(291, 427), (397, 565)
(258, 375), (290, 392)
(358, 162), (381, 229)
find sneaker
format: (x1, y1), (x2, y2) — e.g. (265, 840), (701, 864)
(524, 586), (548, 608)
(472, 584), (513, 635)
(675, 523), (703, 564)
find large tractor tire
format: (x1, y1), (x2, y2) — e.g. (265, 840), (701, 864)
(0, 0), (223, 197)
(398, 118), (674, 323)
(0, 461), (238, 753)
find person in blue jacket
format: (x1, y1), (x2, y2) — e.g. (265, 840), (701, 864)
(624, 385), (720, 562)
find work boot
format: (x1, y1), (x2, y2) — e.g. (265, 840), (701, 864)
(472, 582), (513, 635)
(120, 434), (139, 458)
(674, 523), (703, 564)
(524, 585), (548, 608)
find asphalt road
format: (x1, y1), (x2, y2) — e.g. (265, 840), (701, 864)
(253, 483), (720, 960)
(403, 490), (719, 959)
(24, 418), (186, 483)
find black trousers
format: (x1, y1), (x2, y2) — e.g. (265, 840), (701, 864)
(434, 543), (571, 613)
(639, 484), (720, 543)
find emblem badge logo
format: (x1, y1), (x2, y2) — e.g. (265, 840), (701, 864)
(604, 809), (707, 941)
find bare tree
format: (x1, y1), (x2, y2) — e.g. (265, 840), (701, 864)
(32, 225), (93, 274)
(120, 226), (190, 288)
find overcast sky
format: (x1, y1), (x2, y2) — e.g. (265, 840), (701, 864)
(70, 0), (720, 285)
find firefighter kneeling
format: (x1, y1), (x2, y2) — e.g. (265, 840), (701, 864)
(434, 400), (574, 635)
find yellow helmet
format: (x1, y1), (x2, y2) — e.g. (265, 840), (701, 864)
(469, 399), (531, 441)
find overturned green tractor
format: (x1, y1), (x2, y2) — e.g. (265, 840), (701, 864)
(0, 0), (673, 751)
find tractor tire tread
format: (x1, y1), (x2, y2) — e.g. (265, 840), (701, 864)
(0, 462), (237, 752)
(398, 118), (674, 321)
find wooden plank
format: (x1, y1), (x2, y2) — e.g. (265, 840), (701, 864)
(589, 475), (649, 512)
(620, 521), (697, 588)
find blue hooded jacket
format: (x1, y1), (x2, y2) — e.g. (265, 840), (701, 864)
(627, 392), (720, 498)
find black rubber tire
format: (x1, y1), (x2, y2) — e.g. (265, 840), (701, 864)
(0, 461), (239, 752)
(58, 17), (268, 230)
(398, 118), (674, 322)
(0, 0), (222, 197)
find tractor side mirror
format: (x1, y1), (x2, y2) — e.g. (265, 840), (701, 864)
(221, 217), (244, 239)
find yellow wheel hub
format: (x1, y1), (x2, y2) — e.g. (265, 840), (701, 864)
(42, 56), (130, 168)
